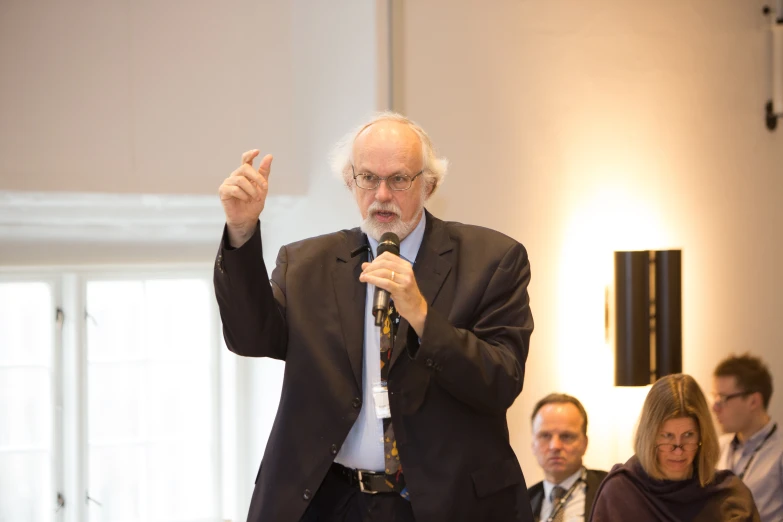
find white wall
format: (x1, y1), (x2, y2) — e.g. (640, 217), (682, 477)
(0, 0), (303, 195)
(397, 0), (783, 484)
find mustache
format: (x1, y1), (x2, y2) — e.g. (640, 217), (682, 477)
(367, 201), (401, 216)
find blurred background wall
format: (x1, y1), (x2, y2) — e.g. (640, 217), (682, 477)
(1, 0), (781, 505)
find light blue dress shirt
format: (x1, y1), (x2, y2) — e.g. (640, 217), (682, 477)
(333, 213), (426, 471)
(718, 419), (783, 522)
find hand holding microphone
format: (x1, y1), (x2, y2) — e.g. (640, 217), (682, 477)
(360, 232), (429, 335)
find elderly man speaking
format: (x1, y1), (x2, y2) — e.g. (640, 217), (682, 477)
(214, 113), (535, 522)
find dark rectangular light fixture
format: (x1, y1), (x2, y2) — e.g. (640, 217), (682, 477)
(614, 250), (682, 386)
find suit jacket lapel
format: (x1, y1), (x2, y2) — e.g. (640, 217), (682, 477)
(391, 211), (453, 369)
(332, 229), (367, 391)
(584, 470), (602, 517)
(530, 484), (543, 521)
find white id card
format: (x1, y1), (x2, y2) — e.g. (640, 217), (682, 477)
(372, 382), (391, 419)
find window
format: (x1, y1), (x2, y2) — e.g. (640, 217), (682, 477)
(0, 269), (229, 522)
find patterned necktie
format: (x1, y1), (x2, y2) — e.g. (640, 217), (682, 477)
(380, 302), (402, 486)
(550, 485), (567, 522)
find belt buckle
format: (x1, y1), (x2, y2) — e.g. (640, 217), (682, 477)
(356, 470), (379, 495)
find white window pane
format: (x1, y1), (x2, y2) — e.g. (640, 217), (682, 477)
(145, 279), (212, 361)
(0, 452), (52, 522)
(0, 282), (52, 364)
(88, 446), (143, 522)
(87, 277), (217, 522)
(145, 363), (212, 439)
(88, 365), (142, 443)
(0, 369), (52, 448)
(87, 281), (146, 361)
(147, 441), (216, 519)
(0, 282), (53, 522)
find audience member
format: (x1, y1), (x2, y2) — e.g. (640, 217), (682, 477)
(590, 374), (759, 522)
(528, 393), (608, 522)
(713, 354), (782, 522)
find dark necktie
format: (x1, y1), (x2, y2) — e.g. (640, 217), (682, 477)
(380, 303), (402, 481)
(551, 485), (567, 522)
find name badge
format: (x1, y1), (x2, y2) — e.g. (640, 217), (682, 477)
(372, 381), (391, 419)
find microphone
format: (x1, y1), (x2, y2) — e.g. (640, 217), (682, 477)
(372, 232), (400, 326)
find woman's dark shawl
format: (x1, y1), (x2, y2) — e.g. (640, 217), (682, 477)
(588, 455), (759, 522)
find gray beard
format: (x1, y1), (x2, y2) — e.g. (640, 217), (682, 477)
(360, 209), (422, 242)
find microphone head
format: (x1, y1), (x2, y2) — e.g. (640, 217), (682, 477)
(377, 232), (400, 256)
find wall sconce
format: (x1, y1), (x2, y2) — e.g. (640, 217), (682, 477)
(764, 2), (783, 131)
(614, 250), (682, 386)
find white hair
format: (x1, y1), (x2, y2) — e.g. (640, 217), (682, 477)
(330, 111), (449, 196)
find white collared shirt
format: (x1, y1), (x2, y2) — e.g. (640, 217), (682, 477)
(540, 467), (587, 522)
(333, 213), (427, 471)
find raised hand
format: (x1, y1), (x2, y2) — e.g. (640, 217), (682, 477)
(219, 150), (273, 247)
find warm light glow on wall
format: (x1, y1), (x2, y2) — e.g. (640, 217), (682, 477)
(556, 180), (674, 467)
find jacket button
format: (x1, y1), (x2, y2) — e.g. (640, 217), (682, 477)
(330, 444), (338, 455)
(303, 489), (312, 500)
(425, 358), (434, 367)
(352, 398), (361, 408)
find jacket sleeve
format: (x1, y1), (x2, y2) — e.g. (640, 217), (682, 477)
(407, 241), (532, 414)
(213, 221), (288, 359)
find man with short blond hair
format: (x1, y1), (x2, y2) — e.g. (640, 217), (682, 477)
(528, 393), (607, 522)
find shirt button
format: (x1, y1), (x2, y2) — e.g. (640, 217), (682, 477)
(330, 444), (338, 455)
(303, 489), (312, 500)
(425, 358), (434, 367)
(352, 398), (361, 409)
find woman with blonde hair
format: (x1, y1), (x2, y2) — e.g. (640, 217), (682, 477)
(589, 374), (759, 521)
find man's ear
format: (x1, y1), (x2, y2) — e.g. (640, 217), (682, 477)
(749, 391), (764, 412)
(425, 181), (437, 199)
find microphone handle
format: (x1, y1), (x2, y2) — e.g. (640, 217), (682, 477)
(373, 287), (390, 326)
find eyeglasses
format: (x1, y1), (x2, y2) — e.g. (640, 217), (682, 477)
(352, 166), (424, 191)
(656, 441), (701, 453)
(711, 391), (751, 408)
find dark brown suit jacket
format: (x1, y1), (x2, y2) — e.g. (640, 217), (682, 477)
(214, 211), (534, 522)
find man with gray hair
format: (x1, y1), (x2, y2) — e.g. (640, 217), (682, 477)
(214, 113), (535, 521)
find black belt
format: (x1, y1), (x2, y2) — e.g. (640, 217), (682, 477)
(330, 462), (406, 494)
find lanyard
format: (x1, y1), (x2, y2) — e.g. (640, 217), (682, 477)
(730, 423), (778, 480)
(545, 468), (587, 522)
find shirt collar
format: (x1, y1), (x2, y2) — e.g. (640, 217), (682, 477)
(732, 418), (777, 449)
(367, 211), (426, 264)
(543, 467), (584, 501)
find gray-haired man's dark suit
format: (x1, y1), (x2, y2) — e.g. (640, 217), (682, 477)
(214, 210), (535, 522)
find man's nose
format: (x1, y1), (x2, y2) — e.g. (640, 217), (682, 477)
(549, 435), (564, 449)
(375, 180), (393, 201)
